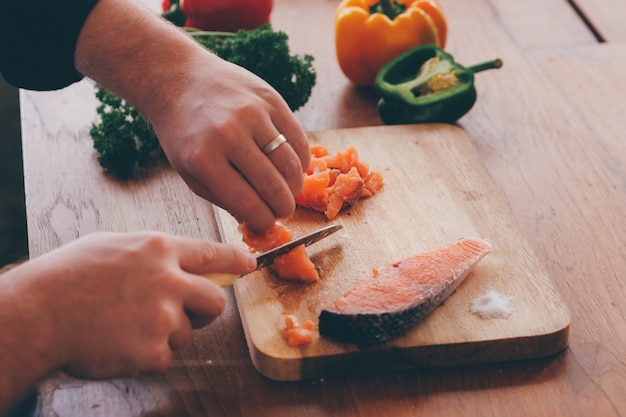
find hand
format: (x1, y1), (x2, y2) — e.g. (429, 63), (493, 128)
(0, 232), (256, 381)
(153, 56), (311, 233)
(74, 0), (311, 233)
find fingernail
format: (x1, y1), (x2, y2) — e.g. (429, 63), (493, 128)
(247, 254), (257, 270)
(239, 247), (257, 270)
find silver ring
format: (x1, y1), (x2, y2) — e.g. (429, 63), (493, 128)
(262, 134), (287, 155)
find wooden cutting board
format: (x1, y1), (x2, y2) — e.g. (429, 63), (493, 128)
(214, 124), (570, 381)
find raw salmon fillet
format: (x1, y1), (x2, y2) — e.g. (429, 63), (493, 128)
(318, 238), (492, 345)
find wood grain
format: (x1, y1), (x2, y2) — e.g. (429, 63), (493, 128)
(17, 0), (626, 415)
(215, 124), (570, 381)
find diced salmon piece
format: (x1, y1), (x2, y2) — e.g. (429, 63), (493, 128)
(363, 170), (384, 196)
(241, 222), (319, 282)
(324, 167), (365, 220)
(295, 170), (330, 212)
(272, 245), (319, 282)
(310, 144), (329, 158)
(283, 314), (315, 347)
(295, 145), (384, 219)
(324, 149), (351, 173)
(240, 221), (292, 253)
(307, 157), (328, 175)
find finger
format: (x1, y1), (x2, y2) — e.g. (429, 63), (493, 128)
(228, 103), (308, 214)
(230, 138), (297, 218)
(177, 169), (238, 220)
(259, 134), (306, 197)
(223, 116), (303, 217)
(266, 95), (311, 171)
(272, 111), (311, 173)
(187, 312), (214, 330)
(180, 162), (279, 232)
(168, 308), (193, 351)
(171, 239), (256, 327)
(183, 280), (227, 329)
(173, 236), (256, 276)
(179, 272), (227, 323)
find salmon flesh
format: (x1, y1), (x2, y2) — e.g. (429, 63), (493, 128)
(318, 238), (493, 345)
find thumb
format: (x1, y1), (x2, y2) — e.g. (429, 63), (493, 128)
(175, 237), (256, 276)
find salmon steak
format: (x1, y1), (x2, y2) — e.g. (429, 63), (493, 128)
(318, 238), (493, 345)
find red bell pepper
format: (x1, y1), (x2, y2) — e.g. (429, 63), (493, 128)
(176, 0), (273, 32)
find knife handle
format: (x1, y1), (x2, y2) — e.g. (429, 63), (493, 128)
(203, 272), (240, 287)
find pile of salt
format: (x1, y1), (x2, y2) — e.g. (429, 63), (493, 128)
(470, 288), (514, 319)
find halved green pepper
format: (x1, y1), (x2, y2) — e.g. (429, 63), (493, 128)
(375, 44), (502, 124)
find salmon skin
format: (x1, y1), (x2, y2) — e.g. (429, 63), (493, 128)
(318, 238), (492, 345)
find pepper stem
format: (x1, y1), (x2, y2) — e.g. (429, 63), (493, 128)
(372, 0), (406, 20)
(468, 58), (503, 73)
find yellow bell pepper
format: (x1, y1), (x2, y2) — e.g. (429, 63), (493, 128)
(335, 0), (447, 86)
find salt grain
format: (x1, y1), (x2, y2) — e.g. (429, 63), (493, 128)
(470, 288), (514, 319)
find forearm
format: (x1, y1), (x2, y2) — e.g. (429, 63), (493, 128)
(0, 266), (62, 416)
(75, 0), (219, 123)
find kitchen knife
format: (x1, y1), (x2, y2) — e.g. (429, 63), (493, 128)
(204, 224), (343, 287)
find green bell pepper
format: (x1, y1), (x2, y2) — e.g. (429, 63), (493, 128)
(375, 44), (502, 125)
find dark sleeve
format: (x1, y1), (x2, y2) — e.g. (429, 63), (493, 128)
(0, 0), (100, 91)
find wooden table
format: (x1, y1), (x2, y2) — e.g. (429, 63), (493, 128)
(19, 0), (626, 415)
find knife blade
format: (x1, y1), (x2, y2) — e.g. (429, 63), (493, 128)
(204, 224), (343, 287)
